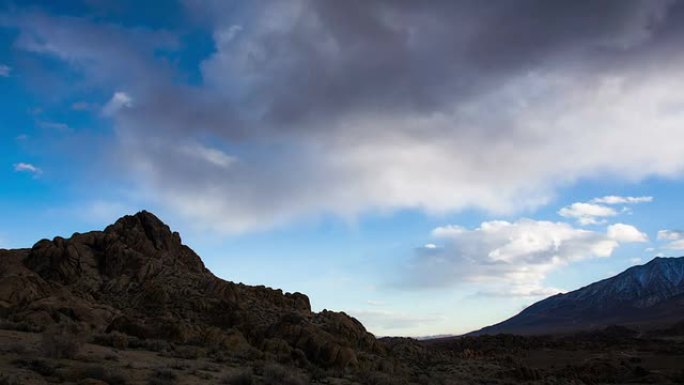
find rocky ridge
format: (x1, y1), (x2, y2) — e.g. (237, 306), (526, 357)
(0, 211), (382, 369)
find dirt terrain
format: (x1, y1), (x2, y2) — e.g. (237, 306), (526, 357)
(2, 323), (684, 384)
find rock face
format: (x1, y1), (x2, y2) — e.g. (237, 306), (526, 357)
(0, 211), (380, 368)
(472, 257), (684, 336)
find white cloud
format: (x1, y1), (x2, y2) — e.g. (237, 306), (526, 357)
(657, 229), (684, 240)
(630, 257), (643, 264)
(0, 64), (10, 77)
(103, 92), (132, 115)
(13, 162), (42, 176)
(558, 202), (618, 225)
(179, 143), (236, 169)
(423, 243), (437, 249)
(408, 219), (620, 296)
(656, 229), (684, 250)
(431, 225), (466, 238)
(606, 223), (648, 243)
(559, 195), (653, 226)
(215, 25), (243, 45)
(591, 195), (653, 204)
(663, 239), (684, 250)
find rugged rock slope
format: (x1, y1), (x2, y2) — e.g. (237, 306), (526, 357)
(0, 211), (382, 368)
(473, 256), (684, 335)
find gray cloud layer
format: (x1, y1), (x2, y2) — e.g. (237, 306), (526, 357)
(7, 0), (684, 231)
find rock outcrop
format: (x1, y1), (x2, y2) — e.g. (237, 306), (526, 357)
(0, 211), (379, 368)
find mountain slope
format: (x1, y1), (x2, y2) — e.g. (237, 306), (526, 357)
(0, 211), (382, 368)
(472, 257), (684, 335)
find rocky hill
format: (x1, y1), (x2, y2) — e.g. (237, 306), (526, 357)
(0, 211), (382, 369)
(472, 257), (684, 335)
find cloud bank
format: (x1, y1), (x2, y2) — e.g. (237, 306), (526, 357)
(558, 195), (653, 225)
(407, 218), (648, 297)
(607, 223), (649, 243)
(658, 229), (684, 249)
(6, 1), (684, 231)
(558, 203), (618, 225)
(591, 196), (653, 205)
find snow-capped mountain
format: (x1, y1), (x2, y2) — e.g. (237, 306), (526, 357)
(472, 257), (684, 335)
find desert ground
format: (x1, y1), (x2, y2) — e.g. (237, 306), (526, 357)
(2, 323), (684, 385)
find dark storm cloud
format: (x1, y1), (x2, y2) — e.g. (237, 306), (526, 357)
(7, 0), (684, 232)
(198, 0), (676, 127)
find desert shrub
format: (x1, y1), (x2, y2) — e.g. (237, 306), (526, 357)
(104, 369), (128, 385)
(11, 358), (56, 376)
(111, 331), (129, 349)
(92, 331), (129, 349)
(78, 365), (106, 380)
(307, 366), (330, 382)
(509, 366), (541, 382)
(356, 371), (409, 385)
(129, 338), (172, 352)
(211, 350), (230, 363)
(148, 368), (177, 385)
(633, 365), (650, 377)
(4, 341), (27, 354)
(0, 374), (20, 385)
(167, 345), (202, 359)
(263, 364), (309, 385)
(221, 369), (254, 385)
(92, 333), (110, 346)
(197, 363), (221, 372)
(169, 360), (191, 370)
(76, 365), (128, 385)
(199, 326), (225, 348)
(0, 320), (42, 333)
(40, 323), (84, 359)
(191, 370), (213, 380)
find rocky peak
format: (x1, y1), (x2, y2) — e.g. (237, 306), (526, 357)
(105, 211), (183, 252)
(23, 210), (207, 288)
(566, 256), (684, 307)
(641, 257), (684, 287)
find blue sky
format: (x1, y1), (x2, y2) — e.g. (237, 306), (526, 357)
(3, 0), (684, 336)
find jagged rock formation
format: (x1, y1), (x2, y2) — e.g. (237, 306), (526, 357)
(0, 211), (382, 368)
(472, 257), (684, 335)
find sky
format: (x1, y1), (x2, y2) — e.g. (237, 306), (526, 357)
(3, 0), (684, 337)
